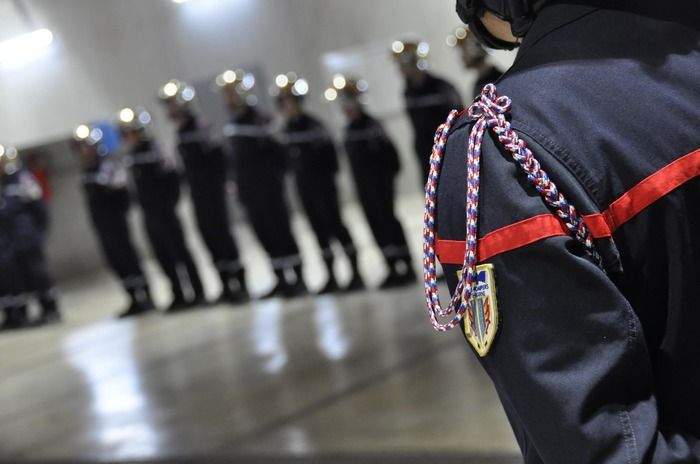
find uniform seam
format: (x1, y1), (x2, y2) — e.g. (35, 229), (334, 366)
(617, 408), (640, 464)
(512, 120), (603, 210)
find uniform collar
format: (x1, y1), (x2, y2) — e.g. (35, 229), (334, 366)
(514, 3), (601, 61)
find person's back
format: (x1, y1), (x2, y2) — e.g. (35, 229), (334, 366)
(434, 2), (700, 461)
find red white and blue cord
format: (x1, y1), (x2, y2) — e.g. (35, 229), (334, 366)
(423, 84), (602, 332)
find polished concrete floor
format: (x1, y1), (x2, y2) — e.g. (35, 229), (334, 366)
(0, 195), (520, 463)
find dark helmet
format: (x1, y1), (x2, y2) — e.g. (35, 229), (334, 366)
(446, 26), (488, 66)
(158, 79), (197, 107)
(324, 74), (369, 102)
(456, 0), (548, 50)
(270, 72), (310, 100)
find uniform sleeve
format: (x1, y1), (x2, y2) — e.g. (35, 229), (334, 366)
(441, 130), (700, 463)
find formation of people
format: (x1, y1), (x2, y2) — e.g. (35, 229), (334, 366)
(0, 30), (500, 328)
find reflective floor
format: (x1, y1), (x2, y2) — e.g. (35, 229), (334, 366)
(0, 195), (519, 463)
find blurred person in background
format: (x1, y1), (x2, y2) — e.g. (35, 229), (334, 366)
(274, 73), (364, 294)
(446, 26), (502, 98)
(158, 79), (249, 304)
(0, 146), (30, 330)
(392, 39), (463, 182)
(73, 123), (155, 318)
(325, 76), (416, 288)
(118, 107), (206, 312)
(0, 145), (61, 327)
(24, 152), (52, 203)
(217, 69), (307, 299)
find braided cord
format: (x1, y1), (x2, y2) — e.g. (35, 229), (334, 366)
(423, 84), (601, 332)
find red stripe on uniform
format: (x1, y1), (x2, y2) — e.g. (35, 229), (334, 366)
(436, 148), (700, 265)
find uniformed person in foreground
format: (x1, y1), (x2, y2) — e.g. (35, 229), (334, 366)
(325, 76), (416, 289)
(118, 108), (206, 312)
(216, 69), (307, 299)
(158, 80), (249, 304)
(73, 124), (155, 318)
(392, 39), (463, 182)
(0, 145), (61, 327)
(427, 0), (700, 461)
(274, 73), (364, 294)
(446, 26), (502, 99)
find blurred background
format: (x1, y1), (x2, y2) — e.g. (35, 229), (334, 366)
(0, 0), (520, 463)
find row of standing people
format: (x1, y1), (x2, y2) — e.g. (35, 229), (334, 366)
(1, 31), (499, 327)
(73, 32), (499, 319)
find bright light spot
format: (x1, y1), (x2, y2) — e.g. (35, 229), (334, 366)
(181, 87), (195, 101)
(275, 74), (289, 88)
(162, 81), (179, 97)
(0, 145), (5, 157)
(293, 78), (309, 96)
(74, 125), (90, 140)
(456, 27), (468, 40)
(90, 128), (104, 141)
(417, 41), (430, 57)
(119, 108), (135, 123)
(446, 36), (457, 47)
(223, 70), (236, 84)
(172, 0), (188, 3)
(392, 40), (405, 54)
(242, 73), (255, 90)
(6, 147), (18, 160)
(138, 111), (152, 125)
(0, 28), (54, 67)
(324, 88), (338, 102)
(332, 74), (346, 90)
(357, 80), (369, 92)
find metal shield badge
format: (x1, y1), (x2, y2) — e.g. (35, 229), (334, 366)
(461, 264), (499, 357)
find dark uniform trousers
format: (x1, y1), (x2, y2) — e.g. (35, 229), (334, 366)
(0, 193), (26, 320)
(129, 142), (204, 302)
(1, 169), (57, 314)
(227, 107), (302, 274)
(283, 114), (357, 262)
(344, 112), (411, 265)
(83, 173), (149, 302)
(435, 3), (700, 462)
(404, 72), (463, 181)
(177, 119), (244, 293)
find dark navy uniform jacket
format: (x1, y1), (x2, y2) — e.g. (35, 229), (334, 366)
(0, 168), (47, 252)
(436, 3), (700, 462)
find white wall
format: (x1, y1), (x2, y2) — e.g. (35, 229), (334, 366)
(1, 0), (514, 148)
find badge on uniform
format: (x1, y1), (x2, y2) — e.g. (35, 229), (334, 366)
(458, 264), (499, 357)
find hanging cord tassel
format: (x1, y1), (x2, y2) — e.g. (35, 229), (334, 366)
(424, 84), (602, 332)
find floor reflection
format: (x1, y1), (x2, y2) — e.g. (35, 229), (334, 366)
(250, 300), (289, 374)
(62, 322), (161, 458)
(313, 296), (351, 362)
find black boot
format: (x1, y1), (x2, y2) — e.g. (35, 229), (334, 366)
(344, 252), (366, 292)
(318, 256), (341, 294)
(218, 269), (250, 305)
(36, 293), (62, 326)
(1, 305), (29, 331)
(118, 286), (155, 319)
(261, 268), (286, 299)
(284, 264), (308, 298)
(166, 286), (191, 314)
